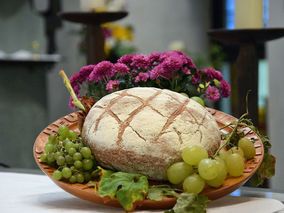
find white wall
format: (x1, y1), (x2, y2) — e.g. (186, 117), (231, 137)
(120, 0), (210, 55)
(267, 0), (284, 190)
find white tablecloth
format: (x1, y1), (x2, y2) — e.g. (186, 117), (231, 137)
(0, 172), (283, 213)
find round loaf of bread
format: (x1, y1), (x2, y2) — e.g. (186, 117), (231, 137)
(82, 87), (220, 180)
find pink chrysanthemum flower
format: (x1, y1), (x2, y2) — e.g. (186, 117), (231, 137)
(192, 71), (200, 84)
(220, 80), (231, 98)
(201, 68), (223, 81)
(205, 85), (220, 102)
(131, 54), (150, 70)
(182, 67), (191, 75)
(89, 61), (114, 82)
(114, 63), (130, 75)
(149, 52), (162, 64)
(135, 72), (149, 83)
(106, 80), (120, 92)
(118, 54), (134, 66)
(149, 64), (163, 80)
(70, 65), (95, 87)
(162, 56), (183, 72)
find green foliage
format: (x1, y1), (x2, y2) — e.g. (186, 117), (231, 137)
(147, 185), (181, 201)
(98, 172), (148, 211)
(165, 193), (210, 213)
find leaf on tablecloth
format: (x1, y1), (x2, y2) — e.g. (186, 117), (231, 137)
(165, 193), (210, 213)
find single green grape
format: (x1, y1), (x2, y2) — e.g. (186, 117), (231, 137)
(44, 143), (55, 153)
(83, 159), (93, 170)
(218, 150), (229, 161)
(68, 130), (77, 140)
(76, 173), (85, 183)
(228, 147), (244, 157)
(52, 170), (62, 180)
(80, 147), (91, 159)
(40, 153), (48, 162)
(73, 143), (80, 150)
(206, 158), (227, 188)
(180, 92), (189, 98)
(69, 175), (77, 183)
(167, 162), (194, 185)
(198, 158), (218, 180)
(58, 125), (69, 137)
(65, 140), (74, 152)
(68, 147), (76, 156)
(73, 152), (82, 161)
(65, 155), (74, 165)
(47, 153), (55, 164)
(190, 96), (205, 107)
(62, 167), (72, 179)
(238, 137), (256, 159)
(182, 145), (208, 166)
(183, 174), (205, 194)
(225, 153), (245, 177)
(56, 156), (65, 166)
(54, 151), (63, 160)
(48, 134), (57, 144)
(74, 160), (83, 169)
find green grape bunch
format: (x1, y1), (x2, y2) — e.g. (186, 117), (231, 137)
(40, 125), (97, 184)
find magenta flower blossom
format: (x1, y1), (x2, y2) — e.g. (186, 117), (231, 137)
(114, 63), (130, 75)
(220, 80), (231, 98)
(79, 65), (95, 79)
(131, 54), (150, 70)
(206, 85), (220, 102)
(192, 71), (200, 84)
(70, 64), (95, 87)
(162, 55), (183, 72)
(106, 80), (120, 92)
(149, 52), (162, 64)
(70, 73), (81, 87)
(182, 67), (191, 75)
(201, 68), (223, 81)
(118, 54), (134, 66)
(135, 72), (149, 83)
(149, 64), (163, 80)
(89, 61), (114, 82)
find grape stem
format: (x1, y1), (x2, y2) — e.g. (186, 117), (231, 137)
(213, 112), (248, 158)
(59, 70), (85, 112)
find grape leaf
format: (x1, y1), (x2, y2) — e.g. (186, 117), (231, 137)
(165, 193), (210, 213)
(98, 172), (148, 211)
(147, 185), (181, 201)
(251, 153), (276, 187)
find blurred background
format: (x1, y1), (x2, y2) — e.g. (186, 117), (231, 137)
(0, 0), (283, 191)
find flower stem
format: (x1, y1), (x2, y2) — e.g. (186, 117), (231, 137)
(59, 70), (85, 112)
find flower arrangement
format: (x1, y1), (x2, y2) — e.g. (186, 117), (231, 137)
(69, 50), (231, 109)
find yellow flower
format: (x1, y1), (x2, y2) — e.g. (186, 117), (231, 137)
(104, 42), (111, 57)
(112, 25), (133, 41)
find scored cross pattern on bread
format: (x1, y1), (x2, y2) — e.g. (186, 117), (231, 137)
(82, 87), (220, 180)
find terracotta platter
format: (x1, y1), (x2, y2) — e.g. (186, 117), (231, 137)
(33, 108), (264, 210)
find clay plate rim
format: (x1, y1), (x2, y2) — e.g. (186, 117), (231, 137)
(33, 108), (264, 210)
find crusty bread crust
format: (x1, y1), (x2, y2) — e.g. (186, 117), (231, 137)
(82, 87), (220, 180)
